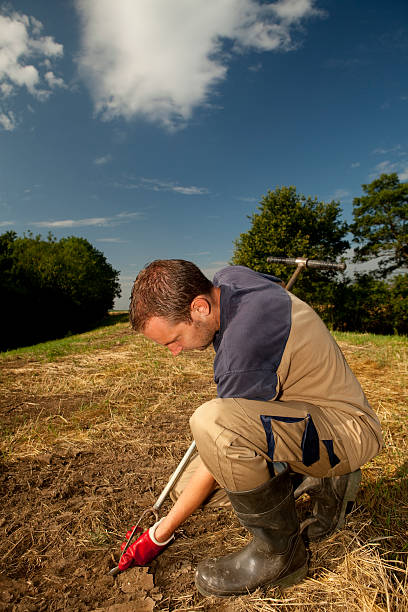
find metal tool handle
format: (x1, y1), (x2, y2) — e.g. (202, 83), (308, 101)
(109, 440), (197, 577)
(153, 440), (196, 511)
(267, 256), (346, 271)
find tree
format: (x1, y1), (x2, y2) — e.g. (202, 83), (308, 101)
(351, 173), (408, 277)
(0, 232), (121, 351)
(0, 230), (17, 292)
(231, 186), (349, 307)
(327, 273), (408, 335)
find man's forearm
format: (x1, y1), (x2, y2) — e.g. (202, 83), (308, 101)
(155, 461), (216, 542)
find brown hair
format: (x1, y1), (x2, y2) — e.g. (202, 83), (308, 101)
(129, 259), (213, 332)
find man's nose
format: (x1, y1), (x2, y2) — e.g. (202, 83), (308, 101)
(168, 343), (183, 356)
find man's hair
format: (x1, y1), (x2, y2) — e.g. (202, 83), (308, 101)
(129, 259), (213, 332)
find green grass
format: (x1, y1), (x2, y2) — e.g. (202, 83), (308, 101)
(3, 317), (406, 363)
(332, 330), (407, 370)
(332, 329), (407, 347)
(0, 312), (130, 362)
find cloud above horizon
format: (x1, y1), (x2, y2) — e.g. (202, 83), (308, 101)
(31, 211), (142, 228)
(329, 189), (350, 201)
(75, 0), (323, 129)
(370, 144), (408, 181)
(0, 8), (64, 130)
(115, 177), (209, 195)
(140, 178), (209, 195)
(94, 154), (112, 165)
(373, 159), (408, 181)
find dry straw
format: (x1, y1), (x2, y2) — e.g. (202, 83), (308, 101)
(0, 322), (407, 610)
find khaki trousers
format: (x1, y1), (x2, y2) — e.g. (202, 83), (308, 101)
(171, 397), (381, 508)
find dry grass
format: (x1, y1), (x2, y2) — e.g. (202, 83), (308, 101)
(0, 321), (407, 611)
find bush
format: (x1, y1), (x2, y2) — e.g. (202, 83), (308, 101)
(328, 274), (407, 335)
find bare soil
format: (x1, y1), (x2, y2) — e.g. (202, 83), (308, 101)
(0, 329), (407, 611)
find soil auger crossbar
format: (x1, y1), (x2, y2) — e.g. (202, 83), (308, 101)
(267, 256), (346, 291)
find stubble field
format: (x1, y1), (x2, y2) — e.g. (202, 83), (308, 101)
(0, 314), (407, 611)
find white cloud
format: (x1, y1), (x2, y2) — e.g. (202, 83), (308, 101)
(140, 177), (209, 195)
(369, 145), (408, 180)
(400, 167), (408, 181)
(372, 159), (408, 181)
(0, 220), (14, 227)
(31, 211), (142, 228)
(0, 110), (16, 131)
(113, 181), (139, 191)
(329, 189), (350, 201)
(94, 154), (112, 165)
(0, 8), (64, 129)
(116, 212), (143, 220)
(44, 71), (66, 89)
(0, 82), (13, 96)
(372, 145), (402, 155)
(33, 217), (112, 228)
(248, 62), (263, 72)
(75, 0), (322, 129)
(96, 237), (128, 243)
(351, 162), (360, 168)
(115, 177), (209, 195)
(237, 196), (259, 202)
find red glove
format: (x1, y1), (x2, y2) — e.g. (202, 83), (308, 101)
(118, 519), (174, 571)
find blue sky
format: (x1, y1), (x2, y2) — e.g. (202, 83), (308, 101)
(1, 0), (407, 309)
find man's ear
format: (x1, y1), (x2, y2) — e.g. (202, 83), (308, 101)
(190, 296), (211, 317)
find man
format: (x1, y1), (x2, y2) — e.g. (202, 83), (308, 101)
(119, 259), (382, 598)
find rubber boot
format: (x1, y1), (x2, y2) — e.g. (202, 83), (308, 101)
(295, 469), (362, 541)
(195, 465), (308, 598)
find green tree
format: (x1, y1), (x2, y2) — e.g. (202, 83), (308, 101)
(231, 186), (349, 307)
(351, 173), (408, 277)
(0, 230), (17, 290)
(0, 232), (121, 351)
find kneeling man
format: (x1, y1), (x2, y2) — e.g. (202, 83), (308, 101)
(119, 260), (382, 598)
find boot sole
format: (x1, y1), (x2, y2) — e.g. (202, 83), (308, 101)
(194, 562), (309, 598)
(308, 469), (362, 541)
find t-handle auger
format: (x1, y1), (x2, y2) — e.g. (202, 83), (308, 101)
(109, 440), (197, 576)
(266, 257), (346, 291)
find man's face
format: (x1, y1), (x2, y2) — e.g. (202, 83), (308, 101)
(143, 316), (217, 356)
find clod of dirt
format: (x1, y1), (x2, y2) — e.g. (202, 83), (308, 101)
(117, 567), (154, 594)
(91, 599), (155, 612)
(35, 453), (52, 464)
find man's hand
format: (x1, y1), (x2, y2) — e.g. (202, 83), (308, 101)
(117, 463), (215, 572)
(118, 521), (174, 571)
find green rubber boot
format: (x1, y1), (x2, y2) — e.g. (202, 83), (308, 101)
(195, 465), (308, 598)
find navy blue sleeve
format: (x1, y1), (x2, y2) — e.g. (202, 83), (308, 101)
(213, 268), (291, 401)
(216, 368), (280, 401)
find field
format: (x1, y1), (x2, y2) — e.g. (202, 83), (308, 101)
(0, 314), (407, 611)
